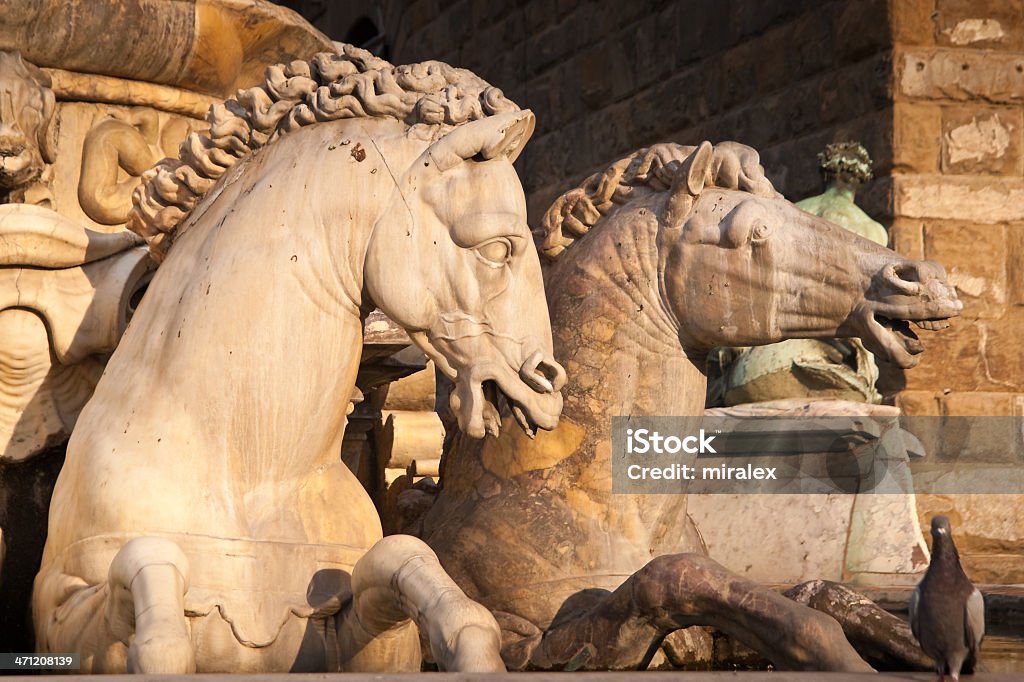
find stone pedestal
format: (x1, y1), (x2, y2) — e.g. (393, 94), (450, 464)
(687, 399), (929, 586)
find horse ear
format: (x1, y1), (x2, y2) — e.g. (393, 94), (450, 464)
(420, 110), (536, 173)
(663, 140), (714, 229)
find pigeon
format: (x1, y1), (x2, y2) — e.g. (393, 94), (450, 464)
(909, 515), (985, 681)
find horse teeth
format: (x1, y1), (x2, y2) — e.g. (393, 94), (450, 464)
(914, 319), (950, 331)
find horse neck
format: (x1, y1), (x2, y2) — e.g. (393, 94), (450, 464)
(548, 210), (707, 430)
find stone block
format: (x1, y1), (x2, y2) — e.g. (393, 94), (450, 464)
(941, 106), (1023, 175)
(923, 221), (1007, 318)
(940, 390), (1024, 416)
(1006, 223), (1024, 306)
(893, 103), (941, 173)
(496, 10), (528, 51)
(857, 172), (894, 226)
(649, 64), (718, 136)
(575, 41), (633, 108)
(896, 390), (942, 416)
(720, 41), (761, 111)
(687, 493), (853, 583)
(897, 49), (1024, 103)
(891, 0), (937, 46)
(846, 492), (929, 579)
(890, 217), (925, 259)
(678, 0), (739, 59)
(834, 0), (890, 63)
(915, 493), (1024, 583)
(523, 0), (557, 34)
(901, 319), (982, 392)
(894, 175), (1024, 223)
(974, 316), (1024, 391)
(631, 12), (663, 90)
(730, 0), (818, 41)
(934, 0), (1024, 50)
(784, 9), (839, 83)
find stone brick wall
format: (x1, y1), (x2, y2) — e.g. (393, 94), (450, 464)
(379, 0), (893, 226)
(885, 0), (1024, 584)
(888, 0), (1024, 419)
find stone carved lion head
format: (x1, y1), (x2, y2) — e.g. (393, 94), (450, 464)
(0, 51), (56, 194)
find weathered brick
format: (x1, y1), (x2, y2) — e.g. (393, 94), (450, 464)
(442, 0), (472, 46)
(784, 8), (840, 81)
(576, 44), (611, 108)
(525, 23), (571, 77)
(901, 320), (983, 392)
(518, 70), (551, 118)
(894, 175), (1024, 223)
(858, 174), (894, 224)
(631, 11), (665, 90)
(719, 41), (761, 111)
(889, 217), (926, 259)
(890, 0), (937, 46)
(974, 317), (1024, 391)
(729, 0), (820, 41)
(1006, 224), (1024, 306)
(893, 102), (942, 173)
(934, 0), (1024, 50)
(604, 0), (658, 29)
(583, 100), (635, 166)
(752, 24), (793, 96)
(833, 0), (890, 63)
(552, 59), (587, 130)
(895, 390), (942, 416)
(495, 9), (528, 50)
(940, 391), (1024, 416)
(897, 48), (1024, 103)
(524, 0), (558, 34)
(941, 105), (1023, 175)
(923, 221), (1007, 319)
(646, 64), (718, 135)
(674, 0), (738, 62)
(555, 0), (577, 21)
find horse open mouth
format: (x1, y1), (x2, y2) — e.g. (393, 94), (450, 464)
(863, 313), (951, 369)
(484, 380), (540, 439)
(448, 370), (563, 440)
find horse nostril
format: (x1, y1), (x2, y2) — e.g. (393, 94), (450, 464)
(538, 357), (567, 392)
(519, 351), (566, 393)
(884, 263), (922, 295)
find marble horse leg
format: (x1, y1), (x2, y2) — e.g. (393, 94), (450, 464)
(336, 535), (504, 672)
(107, 537), (195, 673)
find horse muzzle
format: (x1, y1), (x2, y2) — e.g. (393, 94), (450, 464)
(850, 259), (963, 369)
(449, 352), (566, 440)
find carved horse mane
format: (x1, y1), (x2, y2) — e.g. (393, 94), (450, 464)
(537, 141), (778, 259)
(128, 44), (519, 260)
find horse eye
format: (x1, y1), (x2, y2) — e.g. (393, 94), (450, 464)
(476, 239), (512, 265)
(751, 222), (771, 241)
